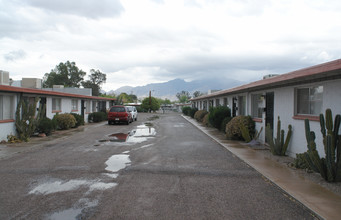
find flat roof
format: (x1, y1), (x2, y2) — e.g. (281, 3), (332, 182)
(0, 85), (116, 101)
(191, 59), (341, 101)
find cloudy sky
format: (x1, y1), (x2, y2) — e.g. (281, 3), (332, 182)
(1, 0), (341, 91)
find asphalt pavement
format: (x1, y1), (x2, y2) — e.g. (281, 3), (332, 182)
(0, 113), (318, 219)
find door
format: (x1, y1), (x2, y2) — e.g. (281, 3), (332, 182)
(232, 97), (237, 117)
(39, 97), (47, 118)
(81, 100), (85, 117)
(265, 92), (274, 130)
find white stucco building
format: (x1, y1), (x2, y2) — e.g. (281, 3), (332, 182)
(0, 84), (115, 142)
(190, 59), (341, 157)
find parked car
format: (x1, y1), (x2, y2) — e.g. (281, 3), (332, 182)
(108, 105), (132, 125)
(126, 106), (138, 121)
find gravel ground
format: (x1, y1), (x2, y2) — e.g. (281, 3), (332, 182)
(249, 145), (341, 197)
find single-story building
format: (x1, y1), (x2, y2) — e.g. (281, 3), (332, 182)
(190, 59), (341, 157)
(0, 84), (115, 142)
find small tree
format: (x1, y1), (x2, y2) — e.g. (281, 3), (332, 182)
(82, 69), (106, 96)
(141, 96), (160, 112)
(176, 91), (191, 103)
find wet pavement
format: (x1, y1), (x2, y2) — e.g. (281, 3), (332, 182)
(182, 115), (341, 220)
(0, 113), (321, 219)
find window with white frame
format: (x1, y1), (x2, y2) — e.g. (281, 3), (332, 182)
(71, 99), (78, 111)
(296, 86), (323, 115)
(0, 95), (14, 120)
(52, 98), (61, 111)
(251, 94), (263, 118)
(215, 99), (220, 107)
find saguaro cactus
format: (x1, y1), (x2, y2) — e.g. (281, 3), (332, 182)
(303, 109), (341, 182)
(266, 116), (292, 156)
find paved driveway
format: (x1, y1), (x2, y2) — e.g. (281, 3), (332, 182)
(0, 113), (316, 219)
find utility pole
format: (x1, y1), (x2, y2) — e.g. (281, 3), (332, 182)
(149, 90), (151, 113)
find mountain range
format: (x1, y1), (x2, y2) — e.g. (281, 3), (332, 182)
(107, 78), (244, 101)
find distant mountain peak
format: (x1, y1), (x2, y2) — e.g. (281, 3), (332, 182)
(107, 78), (243, 101)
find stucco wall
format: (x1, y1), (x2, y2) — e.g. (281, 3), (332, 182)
(0, 93), (18, 142)
(191, 78), (341, 158)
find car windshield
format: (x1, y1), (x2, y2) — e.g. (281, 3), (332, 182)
(110, 107), (126, 112)
(126, 107), (132, 111)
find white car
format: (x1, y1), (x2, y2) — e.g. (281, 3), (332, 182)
(126, 106), (138, 121)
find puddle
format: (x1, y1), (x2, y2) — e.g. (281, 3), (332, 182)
(108, 133), (129, 142)
(99, 125), (156, 144)
(135, 125), (156, 136)
(105, 154), (131, 173)
(29, 180), (89, 195)
(47, 199), (98, 220)
(103, 173), (119, 178)
(30, 179), (118, 195)
(48, 207), (83, 220)
(89, 182), (118, 191)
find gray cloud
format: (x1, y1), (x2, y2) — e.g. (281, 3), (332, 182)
(22, 0), (124, 19)
(4, 50), (27, 62)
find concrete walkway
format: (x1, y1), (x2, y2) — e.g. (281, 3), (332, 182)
(183, 115), (341, 220)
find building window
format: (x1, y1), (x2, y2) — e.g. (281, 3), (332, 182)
(71, 99), (78, 111)
(215, 99), (220, 107)
(251, 94), (263, 118)
(296, 86), (323, 115)
(52, 98), (61, 112)
(0, 95), (14, 120)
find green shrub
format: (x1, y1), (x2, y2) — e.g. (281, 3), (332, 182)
(194, 110), (208, 122)
(189, 107), (198, 118)
(208, 106), (231, 129)
(220, 117), (232, 133)
(225, 115), (255, 141)
(182, 106), (192, 116)
(54, 113), (76, 130)
(37, 117), (55, 135)
(202, 113), (211, 127)
(70, 113), (84, 128)
(88, 112), (107, 123)
(136, 106), (148, 112)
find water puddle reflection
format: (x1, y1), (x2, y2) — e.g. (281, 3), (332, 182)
(99, 124), (156, 144)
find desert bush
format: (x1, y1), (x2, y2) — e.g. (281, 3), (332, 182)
(194, 110), (208, 122)
(37, 117), (55, 135)
(225, 115), (255, 140)
(88, 112), (107, 123)
(220, 117), (232, 133)
(208, 106), (231, 129)
(70, 113), (84, 128)
(182, 106), (192, 116)
(189, 107), (198, 118)
(54, 113), (76, 130)
(202, 113), (211, 127)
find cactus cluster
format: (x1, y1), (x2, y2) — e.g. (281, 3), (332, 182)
(266, 116), (292, 156)
(303, 109), (341, 182)
(15, 97), (45, 142)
